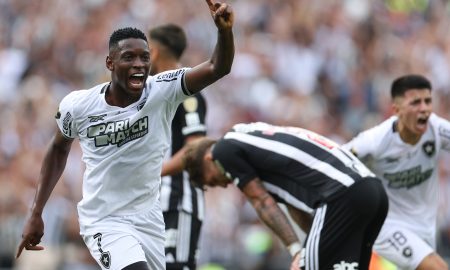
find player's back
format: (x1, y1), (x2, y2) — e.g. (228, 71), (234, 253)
(214, 122), (374, 210)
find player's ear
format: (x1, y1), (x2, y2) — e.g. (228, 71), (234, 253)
(106, 56), (114, 71)
(204, 151), (213, 161)
(150, 46), (159, 61)
(392, 98), (400, 114)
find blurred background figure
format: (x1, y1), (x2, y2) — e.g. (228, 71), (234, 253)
(2, 0), (450, 269)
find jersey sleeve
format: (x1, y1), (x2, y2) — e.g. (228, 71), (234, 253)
(55, 91), (79, 139)
(152, 67), (192, 104)
(437, 116), (450, 152)
(342, 129), (377, 163)
(212, 139), (258, 190)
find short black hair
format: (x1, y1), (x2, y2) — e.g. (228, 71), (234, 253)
(109, 27), (147, 51)
(391, 74), (432, 99)
(148, 24), (187, 59)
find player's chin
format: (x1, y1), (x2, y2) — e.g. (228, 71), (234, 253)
(127, 83), (144, 95)
(414, 123), (428, 134)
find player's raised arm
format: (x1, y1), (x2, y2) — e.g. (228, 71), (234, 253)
(184, 0), (234, 94)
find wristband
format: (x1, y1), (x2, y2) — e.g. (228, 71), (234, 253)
(287, 242), (302, 257)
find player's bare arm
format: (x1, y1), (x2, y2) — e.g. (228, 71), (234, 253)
(16, 129), (73, 258)
(242, 178), (300, 248)
(162, 134), (204, 176)
(286, 204), (313, 234)
(184, 0), (234, 93)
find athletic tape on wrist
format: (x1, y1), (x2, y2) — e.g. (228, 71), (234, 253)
(287, 242), (302, 257)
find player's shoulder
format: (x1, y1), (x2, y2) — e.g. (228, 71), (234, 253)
(150, 68), (190, 84)
(214, 136), (239, 154)
(58, 82), (108, 117)
(429, 113), (450, 126)
(344, 116), (396, 156)
(358, 116), (397, 140)
(429, 113), (450, 140)
(62, 82), (107, 103)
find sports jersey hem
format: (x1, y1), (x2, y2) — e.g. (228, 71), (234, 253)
(79, 198), (160, 231)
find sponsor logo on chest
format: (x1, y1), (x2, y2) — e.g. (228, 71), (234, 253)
(87, 116), (148, 147)
(383, 165), (432, 189)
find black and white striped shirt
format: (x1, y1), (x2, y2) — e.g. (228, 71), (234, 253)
(212, 122), (374, 212)
(160, 93), (207, 219)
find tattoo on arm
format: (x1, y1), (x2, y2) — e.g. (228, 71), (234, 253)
(250, 181), (299, 246)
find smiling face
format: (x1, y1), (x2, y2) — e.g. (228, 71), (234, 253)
(107, 38), (150, 97)
(393, 88), (432, 143)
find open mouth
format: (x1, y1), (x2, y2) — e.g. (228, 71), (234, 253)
(129, 73), (145, 89)
(416, 116), (429, 130)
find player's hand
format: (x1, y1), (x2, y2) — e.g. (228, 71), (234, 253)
(290, 252), (301, 270)
(16, 214), (45, 258)
(206, 0), (234, 30)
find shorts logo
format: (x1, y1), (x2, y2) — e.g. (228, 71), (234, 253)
(388, 231), (412, 259)
(333, 261), (359, 270)
(403, 247), (412, 258)
(94, 233), (111, 269)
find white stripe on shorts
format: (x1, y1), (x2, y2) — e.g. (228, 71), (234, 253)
(177, 211), (192, 262)
(305, 204), (326, 270)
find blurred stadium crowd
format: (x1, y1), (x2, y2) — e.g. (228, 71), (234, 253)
(2, 0), (450, 269)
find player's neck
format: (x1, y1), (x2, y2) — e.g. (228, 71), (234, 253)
(396, 122), (421, 145)
(105, 83), (141, 108)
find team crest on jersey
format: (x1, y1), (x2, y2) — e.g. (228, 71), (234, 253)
(422, 140), (435, 157)
(87, 116), (148, 147)
(137, 100), (146, 111)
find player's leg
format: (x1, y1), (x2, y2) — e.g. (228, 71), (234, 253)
(132, 203), (166, 270)
(300, 178), (388, 270)
(122, 261), (150, 270)
(163, 210), (202, 270)
(416, 253), (448, 270)
(358, 178), (389, 267)
(375, 226), (447, 270)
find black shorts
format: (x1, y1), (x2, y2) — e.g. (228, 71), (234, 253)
(163, 210), (202, 270)
(300, 177), (388, 270)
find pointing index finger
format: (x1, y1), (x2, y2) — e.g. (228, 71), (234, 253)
(16, 240), (26, 258)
